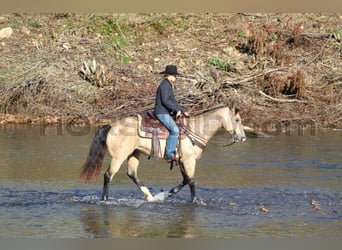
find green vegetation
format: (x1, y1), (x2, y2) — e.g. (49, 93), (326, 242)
(148, 16), (175, 34)
(87, 15), (130, 49)
(237, 30), (245, 37)
(208, 58), (237, 72)
(120, 56), (133, 64)
(30, 20), (42, 28)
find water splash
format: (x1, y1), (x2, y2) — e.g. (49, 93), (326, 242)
(152, 191), (168, 202)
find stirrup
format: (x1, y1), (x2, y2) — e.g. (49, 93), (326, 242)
(165, 148), (179, 163)
(168, 158), (180, 170)
(165, 156), (179, 163)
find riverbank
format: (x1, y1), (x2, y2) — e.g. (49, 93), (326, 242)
(0, 113), (115, 125)
(0, 13), (341, 131)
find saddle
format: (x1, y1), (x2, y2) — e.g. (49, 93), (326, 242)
(138, 110), (187, 140)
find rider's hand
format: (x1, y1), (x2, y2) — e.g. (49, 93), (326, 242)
(176, 110), (182, 119)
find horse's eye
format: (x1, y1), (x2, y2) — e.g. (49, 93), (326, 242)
(235, 118), (240, 123)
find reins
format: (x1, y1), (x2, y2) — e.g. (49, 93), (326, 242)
(211, 137), (236, 147)
(179, 124), (207, 146)
(179, 123), (236, 148)
(170, 113), (236, 171)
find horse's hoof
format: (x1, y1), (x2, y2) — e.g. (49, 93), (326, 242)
(192, 197), (206, 206)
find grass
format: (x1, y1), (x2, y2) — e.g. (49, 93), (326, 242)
(148, 16), (175, 34)
(30, 20), (42, 28)
(208, 58), (237, 72)
(86, 15), (131, 49)
(332, 27), (341, 42)
(120, 56), (133, 64)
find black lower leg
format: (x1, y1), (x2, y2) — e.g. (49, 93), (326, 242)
(168, 167), (189, 198)
(168, 182), (186, 198)
(127, 173), (145, 188)
(189, 179), (196, 202)
(178, 162), (197, 202)
(168, 162), (192, 199)
(102, 170), (111, 200)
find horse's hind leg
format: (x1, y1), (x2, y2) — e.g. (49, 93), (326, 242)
(102, 157), (125, 200)
(127, 152), (154, 202)
(188, 179), (197, 202)
(103, 170), (110, 200)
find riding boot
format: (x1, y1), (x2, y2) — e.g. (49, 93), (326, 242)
(165, 148), (179, 163)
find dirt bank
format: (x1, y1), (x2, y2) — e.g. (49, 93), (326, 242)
(0, 13), (341, 132)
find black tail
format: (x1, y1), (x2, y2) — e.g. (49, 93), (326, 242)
(80, 124), (112, 183)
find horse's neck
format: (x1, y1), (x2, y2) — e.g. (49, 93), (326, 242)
(186, 110), (224, 141)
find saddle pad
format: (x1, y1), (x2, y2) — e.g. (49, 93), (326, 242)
(137, 113), (186, 140)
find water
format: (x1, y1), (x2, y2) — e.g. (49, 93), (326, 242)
(0, 124), (341, 238)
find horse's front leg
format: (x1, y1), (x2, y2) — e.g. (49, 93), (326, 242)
(167, 180), (187, 198)
(127, 152), (154, 202)
(168, 161), (198, 202)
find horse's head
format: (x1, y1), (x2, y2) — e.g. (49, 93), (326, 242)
(231, 108), (246, 143)
(222, 107), (246, 143)
(187, 105), (246, 145)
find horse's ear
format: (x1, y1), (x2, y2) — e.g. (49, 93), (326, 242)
(231, 103), (240, 115)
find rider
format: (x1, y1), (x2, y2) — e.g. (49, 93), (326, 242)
(154, 65), (189, 163)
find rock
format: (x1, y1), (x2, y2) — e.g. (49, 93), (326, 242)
(313, 205), (321, 210)
(310, 199), (321, 210)
(310, 199), (317, 205)
(0, 17), (5, 24)
(0, 27), (13, 39)
(21, 26), (30, 35)
(259, 207), (269, 213)
(62, 42), (71, 50)
(225, 46), (240, 57)
(137, 64), (152, 72)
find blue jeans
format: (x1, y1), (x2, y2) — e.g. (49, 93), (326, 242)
(155, 113), (179, 159)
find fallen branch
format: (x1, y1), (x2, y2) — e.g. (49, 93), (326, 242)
(259, 90), (308, 103)
(306, 34), (333, 65)
(229, 67), (288, 85)
(301, 32), (331, 38)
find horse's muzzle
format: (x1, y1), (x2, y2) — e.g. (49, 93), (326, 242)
(234, 134), (246, 143)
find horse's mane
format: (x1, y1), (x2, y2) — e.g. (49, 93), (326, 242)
(192, 104), (230, 116)
(138, 104), (231, 118)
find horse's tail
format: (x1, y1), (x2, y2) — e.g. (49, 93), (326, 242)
(80, 124), (112, 183)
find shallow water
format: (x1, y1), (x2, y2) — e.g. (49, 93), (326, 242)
(0, 125), (341, 238)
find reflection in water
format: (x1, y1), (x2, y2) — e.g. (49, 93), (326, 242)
(166, 206), (197, 238)
(81, 203), (199, 238)
(0, 125), (341, 237)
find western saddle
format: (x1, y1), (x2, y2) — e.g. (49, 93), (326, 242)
(138, 110), (186, 140)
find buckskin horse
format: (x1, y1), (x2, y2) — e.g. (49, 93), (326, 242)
(80, 105), (246, 203)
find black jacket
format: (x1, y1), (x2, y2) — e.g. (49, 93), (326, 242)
(154, 79), (185, 115)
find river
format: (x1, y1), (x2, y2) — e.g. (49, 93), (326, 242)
(0, 124), (341, 238)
